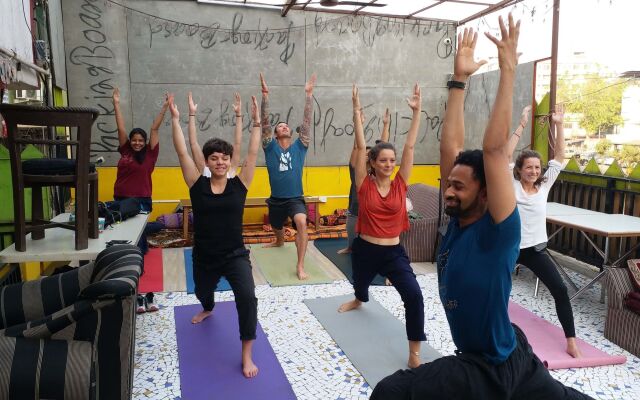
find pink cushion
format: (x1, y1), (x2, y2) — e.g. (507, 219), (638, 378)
(628, 261), (640, 291)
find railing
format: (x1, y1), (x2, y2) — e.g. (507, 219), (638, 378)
(548, 168), (640, 266)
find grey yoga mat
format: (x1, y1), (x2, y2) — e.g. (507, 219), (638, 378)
(304, 294), (441, 389)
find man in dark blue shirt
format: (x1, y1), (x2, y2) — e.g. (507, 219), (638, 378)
(372, 15), (592, 400)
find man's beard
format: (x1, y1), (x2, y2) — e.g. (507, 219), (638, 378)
(444, 196), (481, 218)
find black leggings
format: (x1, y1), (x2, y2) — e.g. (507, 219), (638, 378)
(351, 237), (426, 342)
(193, 253), (258, 341)
(517, 246), (576, 338)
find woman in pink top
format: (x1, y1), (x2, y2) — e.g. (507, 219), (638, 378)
(338, 84), (426, 369)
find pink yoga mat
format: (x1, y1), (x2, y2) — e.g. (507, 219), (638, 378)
(508, 302), (627, 369)
(139, 248), (163, 293)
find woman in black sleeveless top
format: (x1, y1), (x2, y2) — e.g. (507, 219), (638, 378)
(169, 94), (262, 378)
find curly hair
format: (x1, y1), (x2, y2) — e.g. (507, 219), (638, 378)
(203, 138), (234, 160)
(453, 150), (486, 188)
(513, 150), (547, 187)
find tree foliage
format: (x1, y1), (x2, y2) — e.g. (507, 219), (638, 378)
(595, 139), (612, 155)
(557, 73), (628, 136)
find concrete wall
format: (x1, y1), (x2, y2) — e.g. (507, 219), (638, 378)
(61, 0), (456, 166)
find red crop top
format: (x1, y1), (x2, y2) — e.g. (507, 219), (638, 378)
(356, 174), (409, 238)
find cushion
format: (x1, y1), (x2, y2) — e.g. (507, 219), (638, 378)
(23, 159), (96, 175)
(628, 261), (640, 291)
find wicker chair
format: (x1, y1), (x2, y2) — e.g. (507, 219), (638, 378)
(400, 183), (446, 262)
(603, 261), (640, 357)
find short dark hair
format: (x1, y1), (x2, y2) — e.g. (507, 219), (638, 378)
(453, 149), (486, 188)
(514, 149), (547, 187)
(129, 128), (147, 142)
(368, 142), (395, 175)
(203, 138), (233, 160)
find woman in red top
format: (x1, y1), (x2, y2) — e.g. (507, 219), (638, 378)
(113, 88), (168, 312)
(339, 84), (426, 368)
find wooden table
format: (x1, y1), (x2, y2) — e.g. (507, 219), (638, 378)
(0, 213), (148, 264)
(545, 202), (640, 300)
(179, 196), (324, 240)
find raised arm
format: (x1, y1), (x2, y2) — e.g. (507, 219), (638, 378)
(260, 73), (273, 148)
(483, 14), (521, 223)
(112, 88), (127, 147)
(231, 92), (243, 172)
(398, 84), (422, 182)
(440, 28), (486, 190)
(349, 105), (366, 168)
(380, 107), (390, 143)
(239, 96), (262, 188)
(551, 104), (565, 163)
(169, 97), (199, 188)
(299, 73), (316, 148)
(508, 105), (531, 161)
(187, 92), (205, 173)
(149, 93), (170, 150)
(352, 85), (368, 191)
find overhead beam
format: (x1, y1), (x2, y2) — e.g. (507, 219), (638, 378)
(457, 0), (522, 25)
(281, 0), (297, 17)
(548, 0), (560, 161)
(408, 1), (444, 18)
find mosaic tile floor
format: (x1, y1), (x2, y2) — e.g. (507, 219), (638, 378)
(133, 264), (640, 400)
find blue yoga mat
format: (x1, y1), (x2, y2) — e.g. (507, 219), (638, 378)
(183, 248), (232, 293)
(175, 302), (296, 400)
(313, 238), (386, 286)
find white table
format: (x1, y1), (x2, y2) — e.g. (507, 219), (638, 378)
(545, 202), (640, 300)
(0, 213), (148, 264)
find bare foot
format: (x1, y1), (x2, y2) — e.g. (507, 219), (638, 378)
(337, 247), (351, 254)
(385, 278), (392, 286)
(338, 298), (362, 313)
(297, 268), (309, 280)
(242, 359), (259, 378)
(263, 240), (284, 248)
(566, 338), (582, 358)
(191, 310), (212, 324)
(408, 352), (421, 369)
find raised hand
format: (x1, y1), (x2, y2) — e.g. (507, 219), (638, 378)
(454, 27), (487, 80)
(551, 103), (564, 125)
(406, 83), (421, 112)
(188, 92), (198, 115)
(250, 95), (259, 123)
(352, 84), (361, 110)
(162, 92), (172, 109)
(520, 105), (532, 127)
(383, 108), (390, 125)
(169, 96), (179, 119)
(484, 14), (520, 73)
(305, 73), (317, 96)
(112, 88), (120, 105)
(233, 92), (241, 116)
(260, 73), (269, 95)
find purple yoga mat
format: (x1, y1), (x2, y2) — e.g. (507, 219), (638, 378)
(174, 303), (296, 400)
(508, 302), (627, 369)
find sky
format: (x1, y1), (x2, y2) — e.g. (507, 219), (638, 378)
(459, 0), (640, 74)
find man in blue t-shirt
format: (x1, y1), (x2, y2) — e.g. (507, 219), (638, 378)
(260, 73), (316, 280)
(372, 16), (592, 400)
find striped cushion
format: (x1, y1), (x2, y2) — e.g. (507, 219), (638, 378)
(628, 260), (640, 291)
(400, 183), (447, 262)
(604, 265), (640, 357)
(0, 335), (93, 400)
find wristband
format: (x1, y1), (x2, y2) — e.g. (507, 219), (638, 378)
(447, 80), (466, 90)
(236, 114), (242, 118)
(514, 133), (521, 138)
(253, 122), (261, 127)
(189, 114), (196, 117)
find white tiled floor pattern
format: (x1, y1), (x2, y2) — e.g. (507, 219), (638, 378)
(133, 267), (640, 400)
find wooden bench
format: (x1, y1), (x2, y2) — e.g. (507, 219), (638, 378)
(179, 196), (324, 240)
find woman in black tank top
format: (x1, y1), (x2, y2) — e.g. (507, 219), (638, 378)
(169, 94), (263, 379)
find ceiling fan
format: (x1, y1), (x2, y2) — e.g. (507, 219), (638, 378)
(316, 0), (387, 7)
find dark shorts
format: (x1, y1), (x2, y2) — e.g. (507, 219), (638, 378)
(267, 196), (307, 230)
